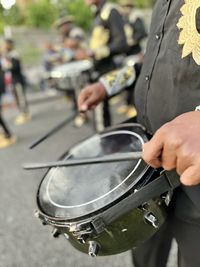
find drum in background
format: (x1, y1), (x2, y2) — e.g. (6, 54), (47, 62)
(46, 60), (93, 92)
(36, 123), (172, 257)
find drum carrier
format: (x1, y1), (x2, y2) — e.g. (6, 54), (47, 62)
(35, 123), (179, 257)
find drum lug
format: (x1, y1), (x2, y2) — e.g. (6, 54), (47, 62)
(144, 212), (159, 229)
(34, 210), (47, 225)
(91, 217), (106, 235)
(52, 228), (61, 238)
(88, 241), (100, 257)
(69, 222), (93, 243)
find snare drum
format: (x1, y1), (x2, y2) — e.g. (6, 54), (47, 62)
(36, 123), (177, 256)
(48, 60), (93, 91)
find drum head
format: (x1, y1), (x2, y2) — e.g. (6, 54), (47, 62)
(50, 60), (93, 78)
(37, 124), (149, 220)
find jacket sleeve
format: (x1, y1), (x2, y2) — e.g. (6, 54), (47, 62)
(99, 65), (136, 96)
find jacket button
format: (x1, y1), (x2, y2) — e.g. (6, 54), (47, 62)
(145, 75), (149, 81)
(155, 34), (160, 40)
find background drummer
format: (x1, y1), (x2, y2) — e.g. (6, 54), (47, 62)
(76, 0), (129, 130)
(118, 0), (147, 119)
(55, 15), (86, 44)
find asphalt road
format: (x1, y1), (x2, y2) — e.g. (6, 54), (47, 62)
(0, 91), (177, 267)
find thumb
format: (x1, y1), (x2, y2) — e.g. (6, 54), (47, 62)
(180, 165), (200, 186)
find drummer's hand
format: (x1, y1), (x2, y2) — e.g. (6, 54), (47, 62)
(78, 82), (107, 112)
(142, 111), (200, 186)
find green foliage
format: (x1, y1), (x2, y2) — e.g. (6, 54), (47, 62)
(26, 0), (57, 28)
(0, 4), (4, 33)
(2, 5), (24, 26)
(54, 0), (93, 31)
(135, 0), (155, 8)
(0, 20), (4, 34)
(112, 0), (154, 7)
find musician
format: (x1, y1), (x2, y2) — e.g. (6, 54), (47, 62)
(1, 39), (31, 125)
(0, 54), (16, 148)
(55, 16), (85, 43)
(78, 1), (200, 266)
(118, 0), (147, 118)
(83, 0), (129, 129)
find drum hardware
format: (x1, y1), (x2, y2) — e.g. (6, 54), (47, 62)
(64, 233), (69, 240)
(88, 241), (100, 257)
(164, 191), (173, 206)
(23, 151), (142, 170)
(143, 212), (159, 229)
(29, 112), (78, 149)
(35, 212), (70, 228)
(68, 221), (93, 240)
(51, 228), (61, 238)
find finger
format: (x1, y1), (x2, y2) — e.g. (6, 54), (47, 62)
(180, 165), (200, 186)
(142, 142), (162, 168)
(78, 90), (90, 111)
(176, 151), (191, 176)
(160, 143), (177, 171)
(90, 104), (97, 110)
(142, 130), (165, 167)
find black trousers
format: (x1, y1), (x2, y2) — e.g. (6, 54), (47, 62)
(0, 94), (11, 138)
(12, 82), (29, 114)
(132, 187), (200, 267)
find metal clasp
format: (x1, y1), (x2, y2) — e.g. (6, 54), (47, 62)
(144, 212), (159, 229)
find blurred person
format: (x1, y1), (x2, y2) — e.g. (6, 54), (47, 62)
(55, 16), (86, 44)
(40, 41), (62, 91)
(121, 0), (147, 57)
(43, 41), (62, 72)
(117, 0), (147, 119)
(78, 0), (200, 266)
(1, 39), (31, 125)
(60, 37), (83, 63)
(0, 53), (16, 148)
(55, 16), (89, 128)
(78, 0), (129, 130)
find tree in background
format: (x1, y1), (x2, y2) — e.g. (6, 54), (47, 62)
(0, 0), (154, 32)
(0, 4), (4, 33)
(59, 0), (93, 31)
(26, 0), (57, 28)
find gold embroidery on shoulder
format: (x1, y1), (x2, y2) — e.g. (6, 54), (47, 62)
(177, 0), (200, 65)
(90, 26), (109, 49)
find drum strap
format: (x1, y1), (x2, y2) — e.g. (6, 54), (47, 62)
(91, 171), (180, 234)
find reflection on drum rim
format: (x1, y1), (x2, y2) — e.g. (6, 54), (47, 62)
(46, 130), (144, 209)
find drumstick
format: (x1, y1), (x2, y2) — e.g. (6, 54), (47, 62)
(29, 112), (78, 149)
(23, 151), (143, 170)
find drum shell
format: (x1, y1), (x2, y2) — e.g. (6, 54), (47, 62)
(53, 198), (168, 256)
(36, 123), (169, 256)
(47, 60), (93, 91)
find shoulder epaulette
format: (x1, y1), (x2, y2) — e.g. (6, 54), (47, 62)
(100, 3), (119, 21)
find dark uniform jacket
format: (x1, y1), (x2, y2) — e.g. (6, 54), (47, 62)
(8, 54), (25, 86)
(135, 0), (200, 134)
(0, 60), (5, 96)
(90, 0), (128, 74)
(134, 0), (200, 219)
